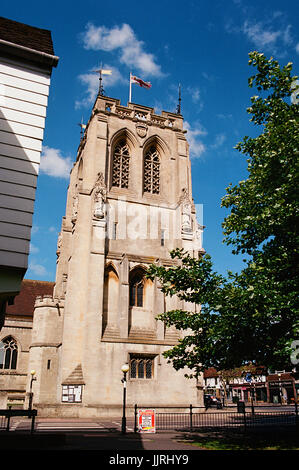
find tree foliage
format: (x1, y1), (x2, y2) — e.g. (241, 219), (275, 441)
(147, 52), (299, 377)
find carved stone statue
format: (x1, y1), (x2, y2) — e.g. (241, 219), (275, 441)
(71, 194), (78, 223)
(93, 172), (107, 219)
(194, 221), (204, 249)
(180, 188), (192, 233)
(182, 202), (192, 232)
(56, 232), (62, 258)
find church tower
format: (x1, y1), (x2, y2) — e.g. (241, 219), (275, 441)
(28, 92), (204, 417)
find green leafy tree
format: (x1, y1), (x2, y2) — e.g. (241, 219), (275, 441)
(221, 52), (299, 367)
(147, 52), (299, 377)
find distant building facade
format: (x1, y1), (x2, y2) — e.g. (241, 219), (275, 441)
(0, 279), (54, 409)
(0, 16), (58, 327)
(204, 367), (298, 404)
(1, 93), (205, 416)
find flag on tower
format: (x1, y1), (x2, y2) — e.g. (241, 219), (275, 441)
(130, 74), (152, 89)
(129, 73), (151, 102)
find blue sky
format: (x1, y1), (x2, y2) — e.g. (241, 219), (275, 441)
(2, 0), (298, 281)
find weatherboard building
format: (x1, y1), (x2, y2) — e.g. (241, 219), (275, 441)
(0, 16), (58, 328)
(1, 91), (204, 416)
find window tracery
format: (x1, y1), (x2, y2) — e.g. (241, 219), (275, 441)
(130, 356), (153, 379)
(0, 337), (18, 370)
(112, 139), (130, 188)
(129, 269), (145, 307)
(144, 146), (160, 194)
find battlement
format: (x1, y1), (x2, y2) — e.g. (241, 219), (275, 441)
(34, 295), (64, 309)
(94, 95), (184, 131)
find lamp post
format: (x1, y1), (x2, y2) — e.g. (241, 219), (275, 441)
(121, 363), (129, 434)
(28, 370), (36, 412)
(251, 376), (256, 414)
(278, 373), (282, 404)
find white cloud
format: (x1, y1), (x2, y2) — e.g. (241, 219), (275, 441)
(184, 121), (206, 158)
(75, 65), (125, 108)
(211, 133), (227, 149)
(81, 23), (134, 51)
(186, 86), (201, 104)
(29, 243), (39, 254)
(80, 23), (163, 77)
(282, 24), (292, 46)
(242, 21), (283, 49)
(226, 9), (294, 55)
(185, 86), (204, 113)
(40, 146), (73, 179)
(29, 260), (47, 277)
(202, 72), (216, 82)
(31, 226), (39, 235)
(217, 113), (233, 120)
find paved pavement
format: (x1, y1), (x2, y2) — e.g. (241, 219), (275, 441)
(0, 417), (203, 453)
(0, 410), (296, 455)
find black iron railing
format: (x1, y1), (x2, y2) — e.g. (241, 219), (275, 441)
(134, 404), (298, 432)
(0, 409), (37, 433)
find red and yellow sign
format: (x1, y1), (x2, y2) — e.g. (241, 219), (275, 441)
(137, 409), (156, 433)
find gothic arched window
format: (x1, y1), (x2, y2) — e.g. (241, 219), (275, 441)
(0, 336), (18, 370)
(144, 146), (160, 194)
(129, 270), (144, 307)
(130, 356), (154, 379)
(112, 139), (130, 188)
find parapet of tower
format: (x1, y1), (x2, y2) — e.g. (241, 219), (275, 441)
(76, 97), (188, 164)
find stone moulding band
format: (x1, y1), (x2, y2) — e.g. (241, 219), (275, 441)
(29, 342), (61, 348)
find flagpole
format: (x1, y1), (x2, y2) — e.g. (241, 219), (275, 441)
(99, 62), (103, 96)
(129, 72), (132, 103)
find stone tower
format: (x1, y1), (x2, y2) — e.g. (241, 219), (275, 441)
(27, 93), (204, 417)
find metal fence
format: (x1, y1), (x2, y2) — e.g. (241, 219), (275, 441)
(134, 404), (298, 432)
(0, 409), (37, 433)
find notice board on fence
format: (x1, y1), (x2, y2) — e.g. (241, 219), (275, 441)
(137, 409), (156, 433)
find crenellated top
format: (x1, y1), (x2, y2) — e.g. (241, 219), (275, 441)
(76, 95), (187, 161)
(34, 295), (64, 309)
(94, 96), (184, 131)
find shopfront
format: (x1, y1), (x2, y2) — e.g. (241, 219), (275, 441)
(266, 374), (296, 403)
(230, 383), (267, 403)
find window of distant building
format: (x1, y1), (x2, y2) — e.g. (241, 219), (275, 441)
(0, 337), (18, 370)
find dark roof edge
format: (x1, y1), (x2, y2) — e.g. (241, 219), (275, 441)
(23, 279), (55, 284)
(0, 38), (59, 70)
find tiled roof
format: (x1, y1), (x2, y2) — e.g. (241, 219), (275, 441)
(0, 16), (55, 56)
(204, 366), (267, 378)
(204, 367), (218, 378)
(6, 279), (54, 318)
(267, 373), (294, 382)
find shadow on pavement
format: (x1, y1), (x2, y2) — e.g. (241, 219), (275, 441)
(0, 431), (145, 451)
(0, 429), (202, 452)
